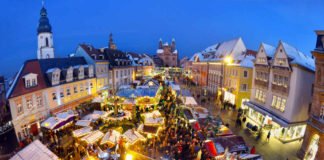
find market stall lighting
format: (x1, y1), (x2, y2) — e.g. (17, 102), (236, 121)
(126, 153), (133, 160)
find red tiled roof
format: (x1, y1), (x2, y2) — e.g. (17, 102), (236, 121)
(9, 60), (48, 98)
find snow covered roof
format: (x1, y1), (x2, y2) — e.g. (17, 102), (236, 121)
(100, 130), (121, 145)
(281, 41), (315, 71)
(41, 117), (64, 130)
(157, 49), (164, 54)
(81, 130), (104, 144)
(10, 140), (59, 160)
(56, 111), (75, 121)
(262, 43), (276, 57)
(238, 55), (255, 68)
(184, 96), (198, 106)
(123, 129), (145, 145)
(73, 127), (92, 137)
(75, 120), (91, 127)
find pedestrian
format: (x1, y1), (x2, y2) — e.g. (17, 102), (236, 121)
(266, 131), (271, 142)
(250, 145), (256, 154)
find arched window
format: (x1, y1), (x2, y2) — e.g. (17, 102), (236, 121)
(45, 38), (49, 47)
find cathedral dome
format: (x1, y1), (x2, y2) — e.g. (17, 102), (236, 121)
(37, 7), (52, 34)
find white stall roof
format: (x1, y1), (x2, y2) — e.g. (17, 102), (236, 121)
(123, 129), (145, 145)
(75, 120), (92, 127)
(56, 111), (75, 121)
(41, 117), (64, 130)
(73, 127), (92, 138)
(82, 113), (101, 122)
(81, 130), (104, 144)
(93, 110), (108, 117)
(100, 130), (121, 145)
(10, 140), (59, 160)
(184, 97), (198, 106)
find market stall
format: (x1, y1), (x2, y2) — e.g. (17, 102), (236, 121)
(73, 127), (93, 138)
(41, 117), (64, 130)
(10, 140), (59, 160)
(193, 106), (209, 119)
(75, 120), (92, 127)
(81, 130), (104, 144)
(122, 129), (146, 145)
(142, 111), (164, 126)
(137, 124), (161, 137)
(183, 96), (198, 106)
(100, 130), (121, 146)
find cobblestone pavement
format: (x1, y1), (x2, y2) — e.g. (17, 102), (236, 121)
(179, 82), (302, 160)
(208, 106), (301, 160)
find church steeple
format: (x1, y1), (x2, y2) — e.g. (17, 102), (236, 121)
(109, 33), (117, 50)
(37, 2), (55, 59)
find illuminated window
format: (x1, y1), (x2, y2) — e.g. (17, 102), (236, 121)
(271, 95), (286, 112)
(66, 88), (71, 96)
(74, 86), (78, 93)
(17, 103), (23, 114)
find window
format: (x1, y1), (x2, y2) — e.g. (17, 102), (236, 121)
(271, 95), (287, 112)
(80, 84), (84, 92)
(26, 99), (33, 109)
(90, 83), (93, 88)
(52, 93), (57, 100)
(243, 70), (248, 78)
(45, 38), (49, 47)
(276, 58), (286, 66)
(60, 92), (64, 98)
(26, 80), (31, 88)
(85, 83), (89, 91)
(255, 89), (266, 103)
(273, 74), (289, 87)
(36, 96), (42, 108)
(116, 71), (118, 78)
(74, 86), (78, 93)
(66, 88), (71, 96)
(17, 103), (23, 114)
(32, 79), (36, 86)
(241, 84), (248, 92)
(257, 57), (267, 63)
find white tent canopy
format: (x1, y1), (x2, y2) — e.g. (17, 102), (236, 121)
(41, 117), (64, 130)
(75, 120), (92, 127)
(10, 140), (59, 160)
(93, 110), (108, 117)
(82, 113), (101, 122)
(73, 127), (92, 138)
(81, 130), (104, 144)
(184, 96), (198, 106)
(100, 130), (121, 145)
(123, 129), (145, 145)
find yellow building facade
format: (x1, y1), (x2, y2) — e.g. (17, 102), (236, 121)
(223, 64), (253, 109)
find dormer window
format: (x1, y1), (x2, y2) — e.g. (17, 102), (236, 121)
(91, 54), (96, 60)
(76, 66), (84, 80)
(89, 65), (94, 78)
(66, 67), (73, 82)
(23, 73), (38, 88)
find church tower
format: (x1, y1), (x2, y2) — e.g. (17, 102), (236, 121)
(37, 3), (55, 59)
(298, 30), (324, 160)
(108, 33), (117, 50)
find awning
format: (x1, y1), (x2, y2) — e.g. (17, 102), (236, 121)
(244, 101), (306, 128)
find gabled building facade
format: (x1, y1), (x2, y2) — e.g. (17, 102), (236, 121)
(7, 57), (96, 141)
(244, 41), (315, 143)
(127, 52), (154, 80)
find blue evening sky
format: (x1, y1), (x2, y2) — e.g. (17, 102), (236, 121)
(0, 0), (323, 77)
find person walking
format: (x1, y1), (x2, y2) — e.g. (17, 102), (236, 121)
(266, 131), (271, 142)
(250, 146), (256, 154)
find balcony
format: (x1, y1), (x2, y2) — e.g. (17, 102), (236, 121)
(271, 83), (289, 95)
(254, 79), (268, 88)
